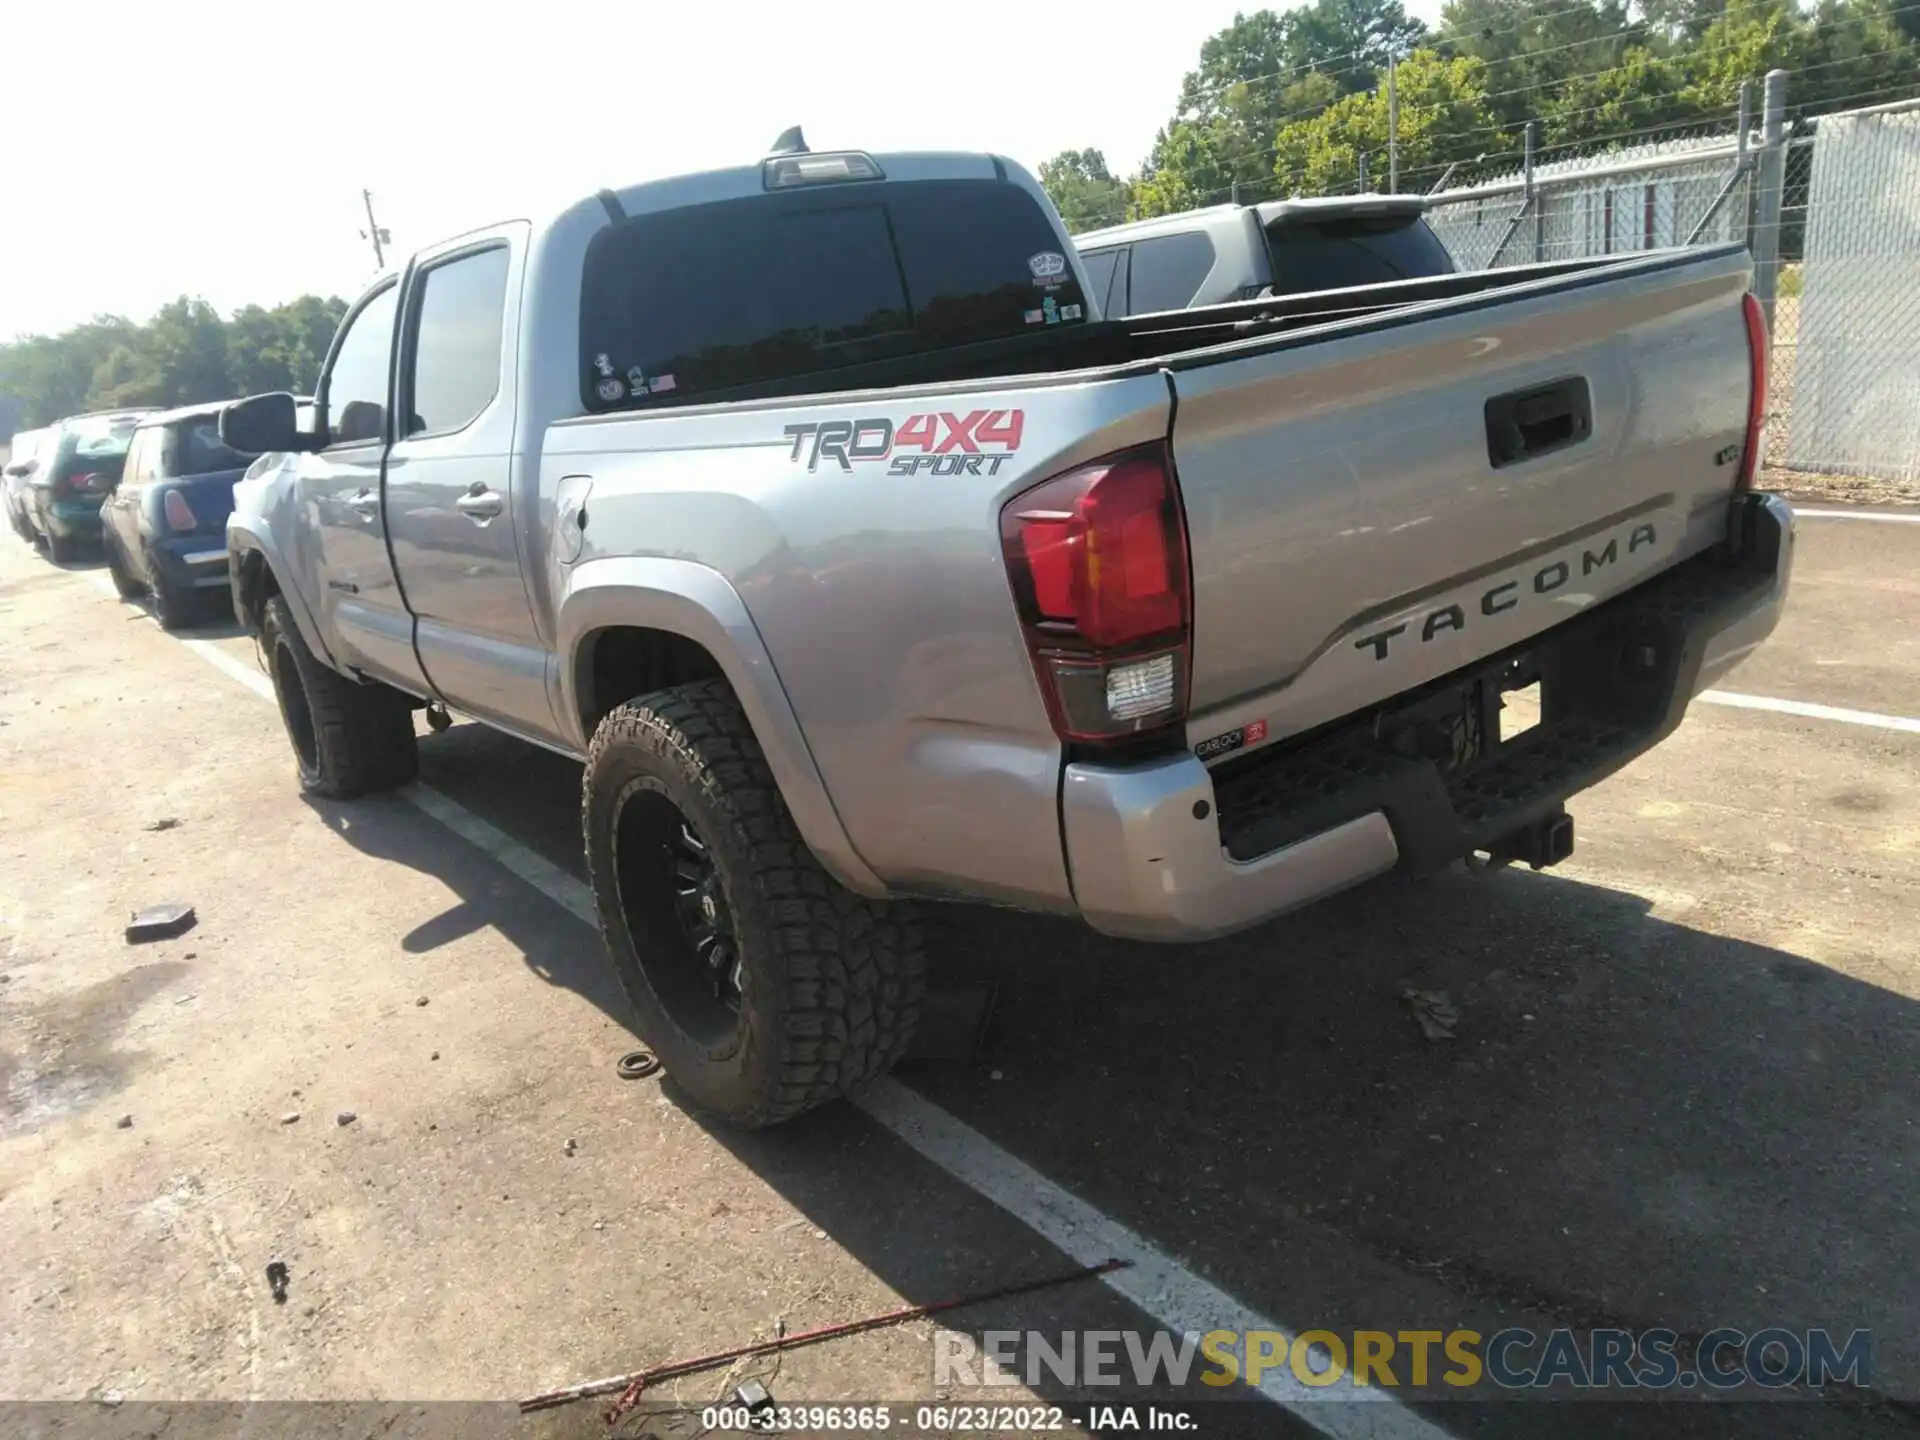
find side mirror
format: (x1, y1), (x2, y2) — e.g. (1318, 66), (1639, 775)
(220, 392), (310, 454)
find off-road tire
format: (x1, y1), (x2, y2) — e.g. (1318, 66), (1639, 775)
(262, 595), (417, 797)
(146, 549), (194, 631)
(583, 679), (925, 1128)
(103, 531), (143, 600)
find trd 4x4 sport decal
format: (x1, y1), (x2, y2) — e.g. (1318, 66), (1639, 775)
(784, 409), (1025, 475)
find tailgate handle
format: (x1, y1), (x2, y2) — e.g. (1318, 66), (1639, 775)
(1485, 376), (1591, 468)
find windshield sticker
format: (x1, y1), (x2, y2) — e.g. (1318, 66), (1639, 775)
(1042, 295), (1060, 325)
(1062, 303), (1084, 321)
(626, 366), (649, 394)
(784, 409), (1025, 476)
(1023, 308), (1044, 325)
(592, 353), (615, 379)
(1027, 251), (1067, 282)
(650, 374), (677, 395)
(596, 377), (626, 403)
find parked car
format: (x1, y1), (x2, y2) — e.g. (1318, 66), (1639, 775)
(1073, 194), (1457, 316)
(19, 409), (159, 561)
(220, 135), (1789, 1129)
(5, 427), (50, 541)
(100, 401), (266, 628)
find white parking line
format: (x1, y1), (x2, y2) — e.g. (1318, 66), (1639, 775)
(162, 619), (1451, 1440)
(1791, 508), (1920, 524)
(1698, 689), (1920, 735)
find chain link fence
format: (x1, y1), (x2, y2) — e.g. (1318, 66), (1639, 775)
(1770, 101), (1920, 483)
(1426, 127), (1753, 272)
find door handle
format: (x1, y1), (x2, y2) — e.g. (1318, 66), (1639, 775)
(348, 489), (380, 517)
(455, 485), (503, 521)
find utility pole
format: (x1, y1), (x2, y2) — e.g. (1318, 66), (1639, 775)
(1387, 55), (1400, 193)
(359, 189), (391, 270)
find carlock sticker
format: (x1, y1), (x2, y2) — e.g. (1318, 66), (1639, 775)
(784, 409), (1025, 475)
(1195, 718), (1268, 762)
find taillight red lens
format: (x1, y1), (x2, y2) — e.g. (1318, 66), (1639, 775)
(1000, 444), (1192, 744)
(164, 488), (197, 531)
(1739, 291), (1768, 491)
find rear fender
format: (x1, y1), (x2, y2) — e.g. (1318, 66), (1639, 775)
(557, 556), (885, 898)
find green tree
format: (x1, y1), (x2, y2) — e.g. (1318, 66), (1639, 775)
(1037, 149), (1136, 233)
(1272, 48), (1506, 193)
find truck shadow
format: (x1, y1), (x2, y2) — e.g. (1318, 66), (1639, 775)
(694, 870), (1920, 1436)
(298, 719), (1919, 1434)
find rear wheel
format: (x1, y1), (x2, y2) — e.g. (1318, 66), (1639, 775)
(104, 532), (143, 600)
(262, 595), (418, 797)
(146, 549), (194, 630)
(583, 680), (925, 1128)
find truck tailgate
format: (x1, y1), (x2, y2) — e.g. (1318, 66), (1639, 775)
(1167, 245), (1757, 743)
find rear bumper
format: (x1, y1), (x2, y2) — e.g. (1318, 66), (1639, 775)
(150, 535), (232, 590)
(41, 499), (104, 540)
(1061, 492), (1795, 942)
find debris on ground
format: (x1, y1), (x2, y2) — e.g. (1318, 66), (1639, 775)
(1403, 988), (1459, 1042)
(265, 1261), (290, 1304)
(615, 1049), (661, 1080)
(564, 1138), (577, 1156)
(734, 1379), (775, 1417)
(280, 1112), (301, 1125)
(144, 817), (181, 833)
(517, 1256), (1132, 1419)
(115, 1115), (133, 1130)
(414, 996), (429, 1007)
(430, 1051), (440, 1061)
(336, 1111), (358, 1127)
(124, 903), (196, 944)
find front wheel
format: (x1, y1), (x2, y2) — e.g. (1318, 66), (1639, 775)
(582, 680), (925, 1128)
(261, 595), (417, 797)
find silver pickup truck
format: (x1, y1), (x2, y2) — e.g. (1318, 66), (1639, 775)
(221, 137), (1792, 1127)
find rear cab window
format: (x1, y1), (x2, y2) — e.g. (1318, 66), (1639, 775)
(579, 177), (1089, 408)
(1264, 215), (1456, 296)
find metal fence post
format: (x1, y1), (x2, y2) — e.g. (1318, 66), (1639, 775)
(1750, 68), (1790, 334)
(1526, 121), (1544, 261)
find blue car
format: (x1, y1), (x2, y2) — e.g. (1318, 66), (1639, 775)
(100, 402), (262, 628)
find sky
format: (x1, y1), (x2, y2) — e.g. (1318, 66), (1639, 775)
(1, 0), (1447, 343)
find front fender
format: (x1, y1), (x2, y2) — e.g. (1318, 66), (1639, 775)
(226, 517), (337, 672)
(557, 556), (886, 899)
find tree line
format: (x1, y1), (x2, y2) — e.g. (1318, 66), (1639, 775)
(1039, 0), (1920, 231)
(0, 294), (349, 435)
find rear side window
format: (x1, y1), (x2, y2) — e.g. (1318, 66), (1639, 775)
(405, 246), (510, 436)
(176, 419), (252, 476)
(1125, 232), (1216, 315)
(1078, 248), (1119, 315)
(579, 178), (1088, 407)
(1265, 216), (1456, 296)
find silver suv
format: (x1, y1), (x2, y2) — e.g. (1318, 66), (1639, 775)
(1074, 195), (1457, 316)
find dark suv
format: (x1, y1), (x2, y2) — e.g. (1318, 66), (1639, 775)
(20, 409), (158, 561)
(101, 401), (264, 627)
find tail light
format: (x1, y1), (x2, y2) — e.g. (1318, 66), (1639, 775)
(163, 488), (197, 532)
(1738, 292), (1768, 490)
(69, 471), (110, 496)
(999, 443), (1191, 746)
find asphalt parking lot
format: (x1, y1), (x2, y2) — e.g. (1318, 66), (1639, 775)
(2, 508), (1916, 1439)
